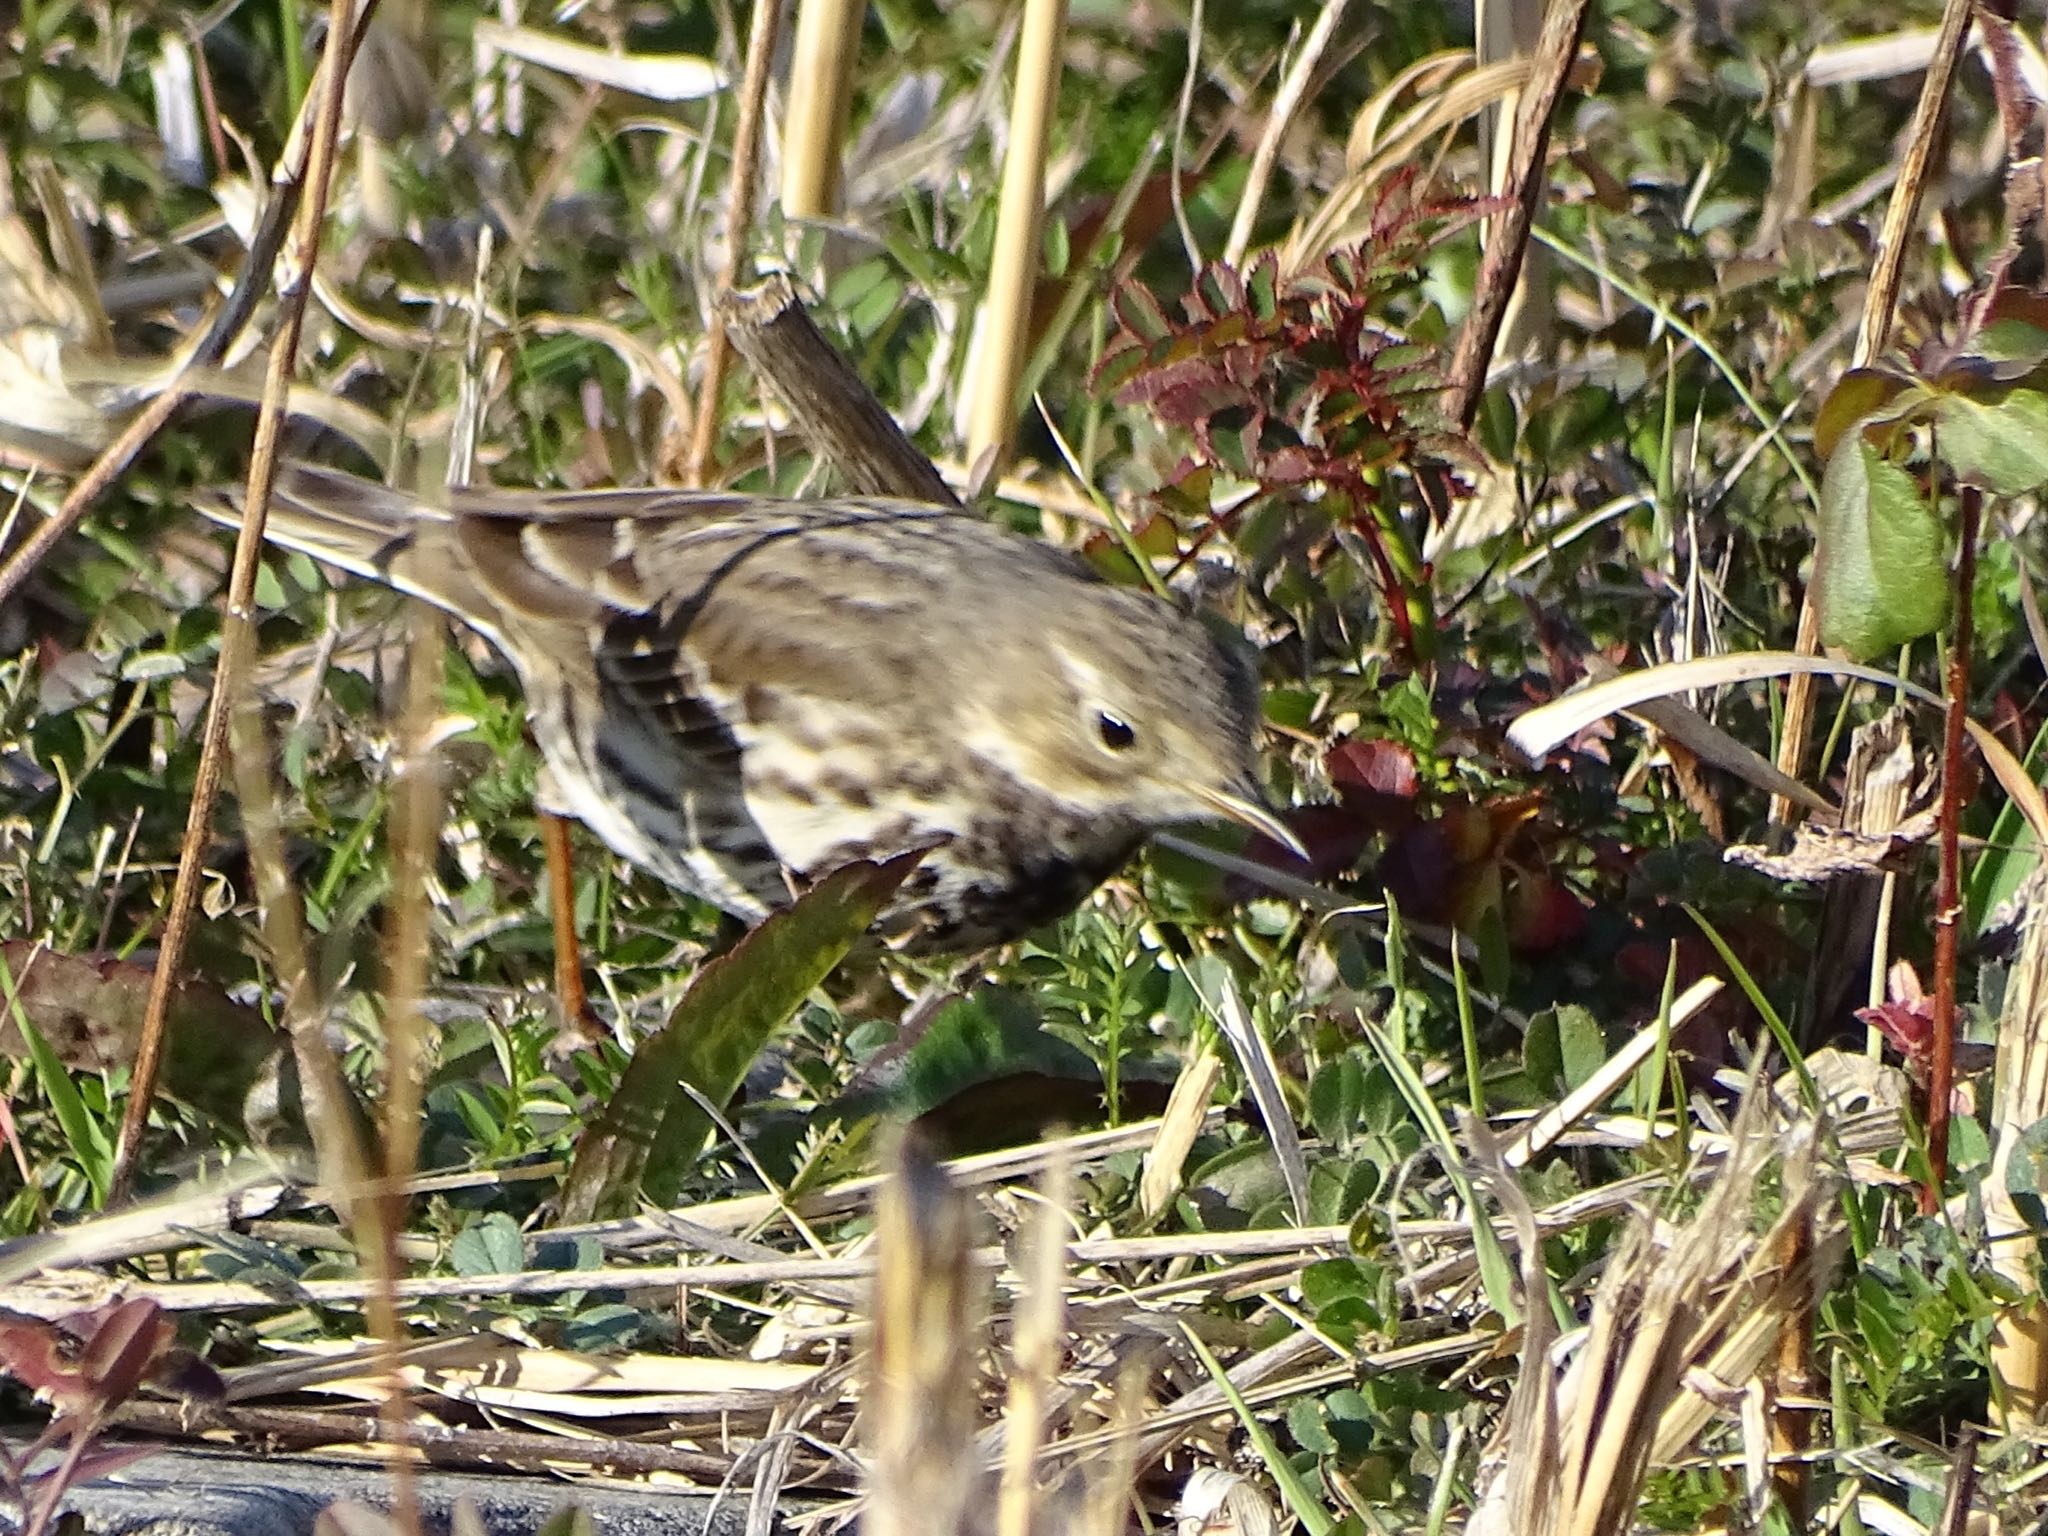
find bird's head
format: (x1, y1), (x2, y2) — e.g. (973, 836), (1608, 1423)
(974, 588), (1302, 856)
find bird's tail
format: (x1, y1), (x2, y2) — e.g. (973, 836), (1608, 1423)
(192, 464), (443, 587)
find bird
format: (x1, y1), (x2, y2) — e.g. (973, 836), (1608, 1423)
(197, 465), (1302, 955)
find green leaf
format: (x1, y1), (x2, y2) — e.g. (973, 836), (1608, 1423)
(1302, 1257), (1380, 1314)
(1523, 383), (1623, 468)
(1934, 388), (2048, 496)
(450, 1211), (525, 1276)
(1816, 437), (1948, 660)
(1, 951), (112, 1206)
(830, 987), (1096, 1125)
(1970, 288), (2048, 366)
(558, 851), (923, 1221)
(1307, 1055), (1366, 1143)
(1556, 1003), (1608, 1091)
(1288, 1397), (1337, 1454)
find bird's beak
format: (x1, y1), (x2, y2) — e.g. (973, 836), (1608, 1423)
(1188, 782), (1309, 861)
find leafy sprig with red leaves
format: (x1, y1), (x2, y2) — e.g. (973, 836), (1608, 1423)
(1096, 177), (1491, 660)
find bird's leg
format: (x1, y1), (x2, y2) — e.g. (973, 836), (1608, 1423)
(540, 809), (606, 1041)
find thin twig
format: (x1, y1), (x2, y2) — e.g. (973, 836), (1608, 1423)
(1222, 0), (1347, 266)
(111, 0), (367, 1203)
(683, 0), (783, 486)
(1773, 0), (1974, 822)
(1441, 0), (1593, 432)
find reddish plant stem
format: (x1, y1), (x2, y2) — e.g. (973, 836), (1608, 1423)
(1925, 484), (1979, 1215)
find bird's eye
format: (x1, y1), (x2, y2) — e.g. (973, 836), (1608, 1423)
(1097, 711), (1137, 751)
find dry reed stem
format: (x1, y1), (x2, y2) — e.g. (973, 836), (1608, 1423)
(1223, 0), (1349, 266)
(113, 0), (370, 1205)
(683, 0), (783, 486)
(866, 1132), (982, 1536)
(997, 1153), (1072, 1536)
(1139, 1050), (1222, 1219)
(355, 234), (491, 1513)
(1772, 0), (1974, 824)
(964, 0), (1067, 471)
(224, 700), (369, 1208)
(719, 274), (958, 503)
(1474, 0), (1550, 362)
(1471, 1079), (1841, 1535)
(225, 686), (417, 1525)
(781, 0), (863, 218)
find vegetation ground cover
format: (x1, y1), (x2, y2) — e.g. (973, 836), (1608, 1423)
(0, 0), (2042, 1531)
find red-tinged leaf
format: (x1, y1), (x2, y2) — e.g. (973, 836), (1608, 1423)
(1503, 872), (1587, 953)
(1117, 356), (1238, 417)
(1246, 256), (1279, 321)
(1326, 738), (1419, 829)
(1857, 997), (1934, 1067)
(1815, 436), (1949, 660)
(1438, 802), (1499, 864)
(1972, 288), (2048, 365)
(76, 1298), (171, 1407)
(1113, 282), (1172, 345)
(1812, 367), (1911, 462)
(1214, 805), (1367, 899)
(1092, 342), (1148, 396)
(1193, 262), (1243, 322)
(1259, 446), (1322, 485)
(0, 1312), (90, 1413)
(1378, 822), (1457, 920)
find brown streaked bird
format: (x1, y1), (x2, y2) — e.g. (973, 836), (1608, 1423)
(199, 466), (1300, 952)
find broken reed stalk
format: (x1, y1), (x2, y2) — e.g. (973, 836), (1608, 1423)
(720, 274), (959, 504)
(965, 0), (1067, 471)
(379, 608), (444, 1204)
(682, 0), (783, 486)
(113, 0), (369, 1205)
(225, 694), (368, 1208)
(1468, 1078), (1841, 1535)
(1772, 0), (1972, 823)
(227, 687), (418, 1530)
